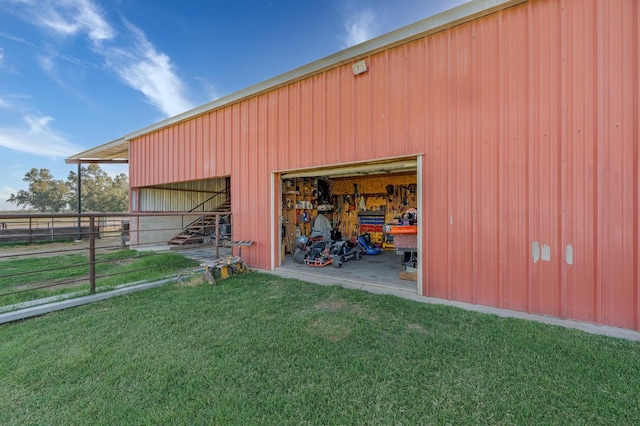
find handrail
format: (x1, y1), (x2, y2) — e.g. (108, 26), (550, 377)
(189, 186), (230, 213)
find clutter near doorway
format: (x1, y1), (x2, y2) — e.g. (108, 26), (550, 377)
(202, 255), (249, 285)
(388, 225), (418, 281)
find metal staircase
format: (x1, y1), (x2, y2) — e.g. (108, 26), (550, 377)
(167, 198), (231, 246)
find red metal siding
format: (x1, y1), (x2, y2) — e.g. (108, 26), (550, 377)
(324, 69), (340, 165)
(370, 52), (386, 157)
(501, 5), (530, 313)
(424, 30), (450, 300)
(128, 0), (640, 330)
(533, 0), (563, 318)
(593, 0), (638, 329)
(563, 1), (598, 324)
(449, 25), (475, 304)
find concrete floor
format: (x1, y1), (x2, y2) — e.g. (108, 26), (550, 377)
(167, 242), (418, 294)
(276, 249), (418, 294)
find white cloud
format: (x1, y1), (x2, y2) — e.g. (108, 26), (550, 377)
(5, 0), (194, 118)
(342, 9), (376, 48)
(29, 0), (115, 44)
(0, 93), (30, 110)
(0, 45), (16, 73)
(194, 76), (221, 103)
(0, 114), (83, 158)
(37, 54), (54, 73)
(103, 22), (194, 117)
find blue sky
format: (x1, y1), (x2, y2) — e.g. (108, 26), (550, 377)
(0, 0), (466, 210)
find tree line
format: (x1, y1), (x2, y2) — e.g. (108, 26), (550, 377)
(7, 164), (128, 213)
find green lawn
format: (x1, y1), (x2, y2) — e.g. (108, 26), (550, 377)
(1, 272), (639, 425)
(0, 250), (200, 307)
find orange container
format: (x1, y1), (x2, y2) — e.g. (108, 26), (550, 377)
(387, 225), (417, 235)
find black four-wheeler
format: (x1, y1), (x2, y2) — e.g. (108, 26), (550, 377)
(330, 239), (363, 268)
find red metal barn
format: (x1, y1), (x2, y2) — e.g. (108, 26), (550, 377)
(68, 0), (640, 331)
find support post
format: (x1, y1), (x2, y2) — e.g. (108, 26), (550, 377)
(76, 163), (82, 241)
(89, 215), (96, 294)
(214, 213), (220, 258)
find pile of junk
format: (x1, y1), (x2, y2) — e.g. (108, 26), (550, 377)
(292, 213), (381, 268)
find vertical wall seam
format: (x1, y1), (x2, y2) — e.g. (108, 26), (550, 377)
(447, 30), (453, 300)
(497, 12), (505, 309)
(322, 73), (327, 167)
(634, 0), (639, 331)
(471, 21), (479, 304)
(594, 0), (604, 324)
(559, 0), (568, 318)
(405, 46), (410, 160)
(526, 1), (535, 314)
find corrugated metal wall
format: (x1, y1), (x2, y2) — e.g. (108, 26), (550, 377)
(128, 0), (639, 330)
(137, 178), (227, 212)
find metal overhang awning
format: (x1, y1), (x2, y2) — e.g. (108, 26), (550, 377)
(65, 138), (129, 164)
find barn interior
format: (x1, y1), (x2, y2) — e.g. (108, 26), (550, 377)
(279, 159), (419, 291)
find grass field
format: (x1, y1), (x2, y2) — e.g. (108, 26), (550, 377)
(0, 249), (200, 308)
(1, 272), (639, 425)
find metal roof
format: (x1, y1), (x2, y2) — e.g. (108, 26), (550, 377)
(65, 0), (525, 164)
(65, 137), (128, 164)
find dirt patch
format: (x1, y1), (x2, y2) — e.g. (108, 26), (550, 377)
(314, 300), (350, 312)
(175, 276), (207, 287)
(406, 323), (428, 334)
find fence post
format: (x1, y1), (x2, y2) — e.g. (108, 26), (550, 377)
(215, 213), (220, 258)
(77, 163), (82, 241)
(89, 215), (96, 294)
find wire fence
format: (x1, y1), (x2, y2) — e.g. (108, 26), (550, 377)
(0, 211), (233, 310)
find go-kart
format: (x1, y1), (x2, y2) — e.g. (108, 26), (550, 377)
(293, 235), (322, 260)
(294, 239), (333, 267)
(356, 233), (382, 255)
(330, 239), (363, 268)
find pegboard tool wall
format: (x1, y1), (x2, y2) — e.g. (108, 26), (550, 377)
(330, 173), (417, 240)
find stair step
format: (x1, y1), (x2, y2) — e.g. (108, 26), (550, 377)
(168, 197), (231, 245)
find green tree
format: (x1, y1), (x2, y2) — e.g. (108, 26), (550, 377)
(66, 164), (129, 212)
(7, 168), (69, 212)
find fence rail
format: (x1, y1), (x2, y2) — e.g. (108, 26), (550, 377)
(0, 212), (232, 309)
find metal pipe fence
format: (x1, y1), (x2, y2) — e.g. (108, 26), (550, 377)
(0, 211), (232, 309)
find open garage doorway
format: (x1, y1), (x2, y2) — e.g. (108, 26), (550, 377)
(275, 157), (421, 293)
